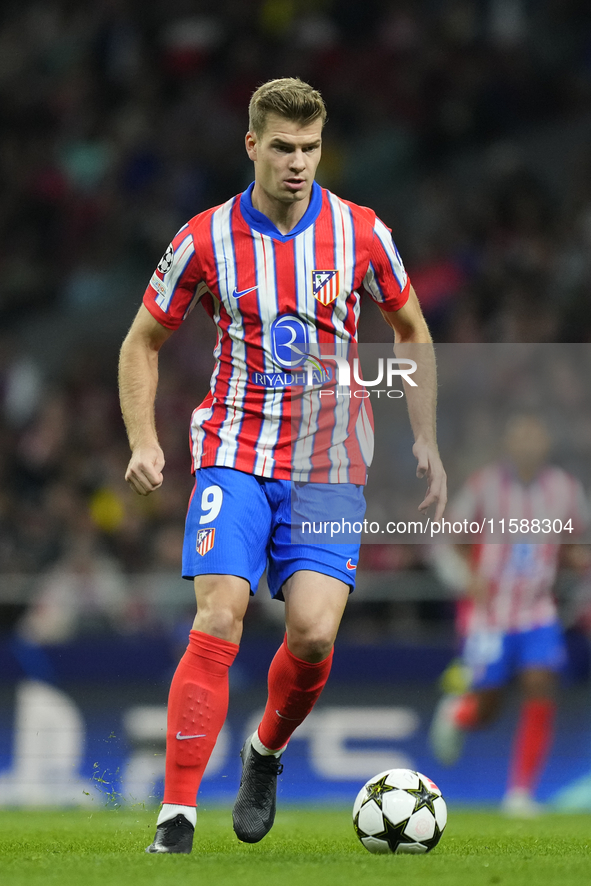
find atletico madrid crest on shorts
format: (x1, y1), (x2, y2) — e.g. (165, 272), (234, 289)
(196, 528), (215, 555)
(312, 270), (340, 305)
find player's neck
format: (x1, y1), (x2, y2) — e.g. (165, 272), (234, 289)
(250, 183), (310, 235)
(514, 463), (542, 484)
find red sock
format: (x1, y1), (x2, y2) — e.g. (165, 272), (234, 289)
(508, 698), (556, 792)
(453, 693), (480, 730)
(257, 635), (333, 751)
(163, 630), (238, 806)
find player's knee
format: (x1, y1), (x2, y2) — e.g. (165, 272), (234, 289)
(193, 604), (244, 642)
(520, 666), (555, 699)
(522, 680), (554, 700)
(287, 628), (334, 663)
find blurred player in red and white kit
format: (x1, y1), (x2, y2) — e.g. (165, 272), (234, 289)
(430, 414), (589, 816)
(118, 78), (446, 853)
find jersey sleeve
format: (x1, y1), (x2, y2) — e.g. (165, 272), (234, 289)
(142, 224), (205, 329)
(362, 216), (411, 312)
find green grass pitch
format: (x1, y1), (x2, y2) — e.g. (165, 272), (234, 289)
(1, 807), (590, 886)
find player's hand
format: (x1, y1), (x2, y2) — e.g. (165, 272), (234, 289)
(125, 444), (165, 495)
(413, 438), (447, 523)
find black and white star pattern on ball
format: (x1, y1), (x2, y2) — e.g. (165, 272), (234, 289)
(378, 815), (422, 851)
(157, 244), (174, 274)
(363, 775), (397, 807)
(381, 814), (443, 853)
(405, 777), (440, 816)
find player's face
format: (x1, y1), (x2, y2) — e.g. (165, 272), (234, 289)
(246, 113), (323, 206)
(504, 416), (551, 474)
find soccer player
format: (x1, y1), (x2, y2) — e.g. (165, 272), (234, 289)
(429, 414), (589, 816)
(119, 77), (446, 854)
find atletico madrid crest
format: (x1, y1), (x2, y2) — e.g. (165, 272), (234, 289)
(312, 269), (340, 305)
(196, 528), (215, 556)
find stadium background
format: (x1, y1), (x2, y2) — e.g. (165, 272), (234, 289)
(1, 0), (591, 809)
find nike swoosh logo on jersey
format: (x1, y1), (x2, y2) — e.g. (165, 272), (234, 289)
(346, 559), (357, 570)
(176, 732), (207, 740)
(232, 285), (259, 298)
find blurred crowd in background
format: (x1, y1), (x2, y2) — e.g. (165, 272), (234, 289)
(2, 0), (591, 642)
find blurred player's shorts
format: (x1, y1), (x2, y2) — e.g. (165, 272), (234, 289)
(465, 622), (566, 689)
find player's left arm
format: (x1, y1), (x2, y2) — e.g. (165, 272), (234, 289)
(380, 286), (447, 522)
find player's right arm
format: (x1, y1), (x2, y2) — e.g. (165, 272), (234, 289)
(119, 304), (174, 495)
(380, 287), (447, 523)
(358, 210), (447, 521)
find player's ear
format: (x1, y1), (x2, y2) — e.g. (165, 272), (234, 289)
(245, 131), (257, 161)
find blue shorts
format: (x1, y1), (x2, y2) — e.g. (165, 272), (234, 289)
(463, 622), (566, 690)
(182, 466), (366, 599)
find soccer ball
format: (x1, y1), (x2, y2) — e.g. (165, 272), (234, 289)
(353, 768), (447, 855)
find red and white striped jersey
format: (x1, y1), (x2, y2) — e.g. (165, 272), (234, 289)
(143, 182), (410, 483)
(452, 463), (588, 632)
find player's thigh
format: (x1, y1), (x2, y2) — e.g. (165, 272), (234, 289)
(192, 574), (251, 642)
(182, 466), (271, 590)
(472, 687), (503, 725)
(283, 569), (350, 644)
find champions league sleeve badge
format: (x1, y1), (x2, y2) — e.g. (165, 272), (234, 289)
(157, 243), (174, 274)
(196, 528), (215, 555)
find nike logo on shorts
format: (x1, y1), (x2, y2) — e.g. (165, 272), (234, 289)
(232, 285), (259, 298)
(176, 732), (207, 740)
(346, 559), (357, 570)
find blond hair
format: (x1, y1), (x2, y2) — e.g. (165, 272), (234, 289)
(248, 77), (327, 136)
